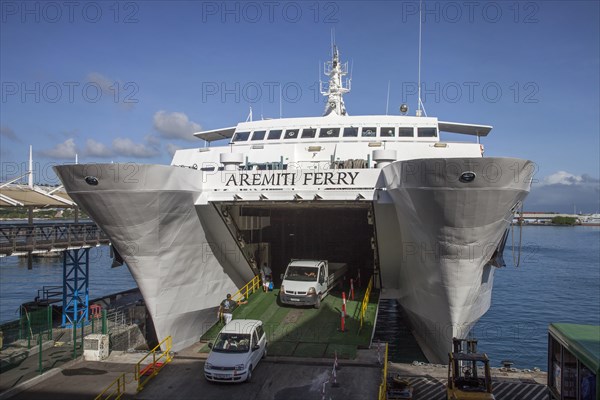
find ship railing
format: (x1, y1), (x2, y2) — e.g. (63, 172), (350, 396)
(358, 276), (374, 333)
(231, 275), (261, 303)
(377, 342), (389, 400)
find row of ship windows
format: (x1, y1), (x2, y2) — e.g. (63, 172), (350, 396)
(232, 126), (438, 142)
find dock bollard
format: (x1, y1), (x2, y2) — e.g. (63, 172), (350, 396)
(342, 292), (347, 317)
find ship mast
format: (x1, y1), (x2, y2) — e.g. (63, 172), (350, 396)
(320, 45), (351, 116)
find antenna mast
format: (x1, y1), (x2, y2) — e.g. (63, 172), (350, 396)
(320, 43), (351, 116)
(386, 81), (390, 115)
(417, 0), (423, 117)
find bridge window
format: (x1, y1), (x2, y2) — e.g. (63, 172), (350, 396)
(301, 128), (317, 138)
(284, 129), (300, 139)
(381, 127), (395, 137)
(319, 127), (340, 137)
(233, 131), (250, 141)
(343, 127), (359, 137)
(251, 131), (266, 140)
(398, 127), (414, 137)
(418, 127), (437, 137)
(267, 130), (282, 140)
(361, 127), (376, 137)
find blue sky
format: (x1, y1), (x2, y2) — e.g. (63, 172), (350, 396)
(1, 1), (599, 212)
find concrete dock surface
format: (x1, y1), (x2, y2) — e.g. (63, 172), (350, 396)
(1, 341), (549, 400)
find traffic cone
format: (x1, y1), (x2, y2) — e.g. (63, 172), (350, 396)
(338, 309), (346, 332)
(342, 292), (347, 317)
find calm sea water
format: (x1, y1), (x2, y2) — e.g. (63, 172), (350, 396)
(474, 226), (600, 370)
(0, 246), (136, 323)
(1, 226), (598, 370)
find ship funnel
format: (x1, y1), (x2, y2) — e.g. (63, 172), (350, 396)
(220, 153), (244, 171)
(372, 150), (397, 169)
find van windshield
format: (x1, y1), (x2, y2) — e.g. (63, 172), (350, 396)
(284, 266), (318, 281)
(213, 333), (250, 353)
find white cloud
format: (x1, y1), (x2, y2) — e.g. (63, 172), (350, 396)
(0, 126), (20, 142)
(153, 111), (201, 141)
(527, 171), (600, 213)
(166, 143), (183, 157)
(542, 171), (583, 185)
(84, 139), (113, 158)
(40, 138), (77, 159)
(87, 72), (115, 93)
(112, 138), (159, 158)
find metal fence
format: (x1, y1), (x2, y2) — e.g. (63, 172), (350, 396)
(0, 304), (144, 376)
(0, 306), (53, 349)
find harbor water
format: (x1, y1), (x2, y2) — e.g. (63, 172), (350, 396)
(474, 225), (600, 370)
(0, 246), (136, 324)
(1, 226), (598, 370)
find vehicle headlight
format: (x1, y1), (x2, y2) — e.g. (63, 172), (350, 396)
(308, 287), (316, 295)
(205, 363), (213, 370)
(280, 285), (285, 293)
(234, 364), (245, 371)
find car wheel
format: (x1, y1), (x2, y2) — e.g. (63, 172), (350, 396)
(262, 347), (267, 359)
(246, 367), (252, 383)
(315, 295), (321, 309)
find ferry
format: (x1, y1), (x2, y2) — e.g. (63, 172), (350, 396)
(54, 46), (533, 363)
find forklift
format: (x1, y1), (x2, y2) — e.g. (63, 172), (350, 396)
(447, 338), (495, 400)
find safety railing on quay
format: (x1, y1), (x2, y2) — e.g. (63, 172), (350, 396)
(135, 335), (173, 392)
(94, 372), (132, 400)
(378, 342), (389, 400)
(358, 276), (373, 333)
(231, 275), (261, 303)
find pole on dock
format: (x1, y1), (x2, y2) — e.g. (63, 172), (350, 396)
(338, 309), (346, 333)
(72, 323), (77, 359)
(331, 365), (339, 388)
(350, 279), (355, 301)
(47, 306), (52, 340)
(101, 309), (107, 334)
(342, 292), (347, 317)
(38, 334), (42, 374)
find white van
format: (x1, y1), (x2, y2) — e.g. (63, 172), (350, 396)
(204, 319), (267, 383)
(279, 260), (348, 308)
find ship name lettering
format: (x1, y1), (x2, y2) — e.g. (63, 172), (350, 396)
(225, 171), (358, 187)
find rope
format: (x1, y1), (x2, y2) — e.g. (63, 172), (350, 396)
(511, 202), (524, 267)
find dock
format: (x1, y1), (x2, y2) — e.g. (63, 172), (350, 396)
(0, 284), (551, 400)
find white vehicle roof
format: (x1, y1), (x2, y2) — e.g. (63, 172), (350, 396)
(288, 260), (324, 268)
(220, 319), (262, 334)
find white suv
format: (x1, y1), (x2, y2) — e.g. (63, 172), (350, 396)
(204, 319), (267, 383)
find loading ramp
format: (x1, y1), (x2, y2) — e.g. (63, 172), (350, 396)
(200, 286), (379, 360)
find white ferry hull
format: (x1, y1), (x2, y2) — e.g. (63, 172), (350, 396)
(54, 164), (253, 351)
(379, 157), (532, 363)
